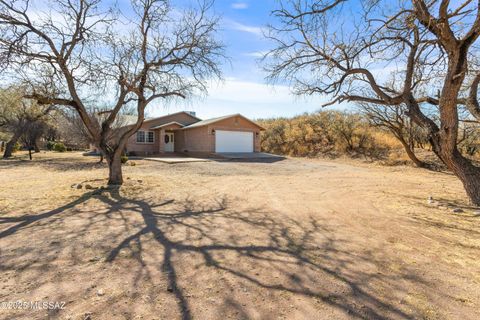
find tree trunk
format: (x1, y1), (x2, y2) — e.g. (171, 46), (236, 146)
(106, 151), (123, 185)
(440, 149), (480, 206)
(398, 137), (425, 167)
(3, 131), (22, 158)
(34, 138), (41, 152)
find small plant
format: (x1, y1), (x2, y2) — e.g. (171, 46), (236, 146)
(53, 142), (66, 152)
(12, 142), (21, 153)
(46, 141), (55, 151)
(120, 155), (128, 164)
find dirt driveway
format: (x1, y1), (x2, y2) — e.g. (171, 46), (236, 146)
(0, 152), (479, 319)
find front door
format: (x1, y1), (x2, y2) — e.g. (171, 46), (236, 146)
(164, 132), (174, 152)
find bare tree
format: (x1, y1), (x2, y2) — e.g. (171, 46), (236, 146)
(0, 86), (53, 158)
(360, 103), (427, 167)
(0, 0), (224, 184)
(265, 0), (480, 205)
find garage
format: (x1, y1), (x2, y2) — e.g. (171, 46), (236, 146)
(215, 130), (253, 153)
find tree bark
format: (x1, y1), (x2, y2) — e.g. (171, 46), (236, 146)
(3, 131), (22, 158)
(106, 151), (123, 185)
(441, 149), (480, 206)
(34, 138), (41, 152)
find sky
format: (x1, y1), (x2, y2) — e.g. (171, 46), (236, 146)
(146, 0), (342, 120)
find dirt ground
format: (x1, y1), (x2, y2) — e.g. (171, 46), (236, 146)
(1, 152), (479, 320)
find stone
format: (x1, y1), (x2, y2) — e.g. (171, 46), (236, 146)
(97, 289), (105, 296)
(452, 208), (464, 213)
(85, 184), (95, 190)
(76, 184), (83, 189)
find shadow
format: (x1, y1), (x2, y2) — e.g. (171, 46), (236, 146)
(212, 153), (286, 164)
(0, 153), (106, 171)
(1, 187), (442, 319)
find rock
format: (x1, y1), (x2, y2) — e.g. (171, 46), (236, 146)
(85, 184), (95, 190)
(96, 289), (105, 296)
(427, 196), (434, 204)
(452, 208), (464, 213)
(84, 312), (92, 320)
(167, 285), (173, 292)
(76, 184), (83, 189)
(137, 180), (143, 183)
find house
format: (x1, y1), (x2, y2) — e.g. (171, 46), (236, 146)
(125, 111), (264, 155)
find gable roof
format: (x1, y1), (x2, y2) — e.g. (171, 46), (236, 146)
(150, 121), (184, 130)
(181, 114), (264, 130)
(143, 111), (201, 124)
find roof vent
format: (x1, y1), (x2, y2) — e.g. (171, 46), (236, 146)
(186, 111), (196, 117)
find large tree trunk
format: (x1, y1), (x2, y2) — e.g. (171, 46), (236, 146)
(440, 149), (480, 206)
(3, 131), (22, 158)
(106, 150), (123, 185)
(432, 51), (480, 205)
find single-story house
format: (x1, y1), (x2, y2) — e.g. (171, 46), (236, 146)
(124, 111), (264, 155)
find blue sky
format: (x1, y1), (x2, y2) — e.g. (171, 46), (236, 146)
(148, 0), (342, 120)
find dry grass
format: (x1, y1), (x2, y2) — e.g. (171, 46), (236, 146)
(1, 151), (480, 320)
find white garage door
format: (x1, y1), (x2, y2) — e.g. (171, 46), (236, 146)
(215, 130), (253, 152)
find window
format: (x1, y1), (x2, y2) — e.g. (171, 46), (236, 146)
(147, 132), (154, 143)
(136, 131), (154, 143)
(136, 131), (145, 143)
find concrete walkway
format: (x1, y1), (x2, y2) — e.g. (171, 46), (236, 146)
(132, 157), (211, 164)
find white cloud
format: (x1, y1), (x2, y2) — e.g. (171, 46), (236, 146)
(232, 2), (249, 9)
(225, 19), (264, 36)
(147, 79), (349, 120)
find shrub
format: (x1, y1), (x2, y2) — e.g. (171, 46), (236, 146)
(53, 142), (66, 152)
(12, 142), (21, 153)
(121, 155), (128, 164)
(46, 140), (55, 151)
(258, 110), (391, 160)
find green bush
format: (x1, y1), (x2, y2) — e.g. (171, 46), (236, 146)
(53, 142), (66, 152)
(121, 155), (128, 164)
(46, 141), (55, 151)
(12, 142), (21, 153)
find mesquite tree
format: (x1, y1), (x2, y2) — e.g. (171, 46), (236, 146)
(360, 103), (427, 167)
(265, 0), (480, 205)
(0, 0), (223, 184)
(0, 86), (53, 158)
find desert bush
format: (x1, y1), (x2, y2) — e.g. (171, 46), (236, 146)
(53, 142), (66, 152)
(259, 111), (389, 159)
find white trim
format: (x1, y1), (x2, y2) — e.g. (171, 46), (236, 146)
(136, 130), (155, 144)
(150, 121), (184, 129)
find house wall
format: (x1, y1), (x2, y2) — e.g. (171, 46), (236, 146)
(125, 113), (262, 155)
(126, 112), (198, 155)
(175, 126), (211, 153)
(177, 115), (262, 153)
(208, 116), (261, 152)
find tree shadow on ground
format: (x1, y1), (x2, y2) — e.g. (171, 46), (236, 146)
(0, 187), (436, 319)
(0, 153), (105, 171)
